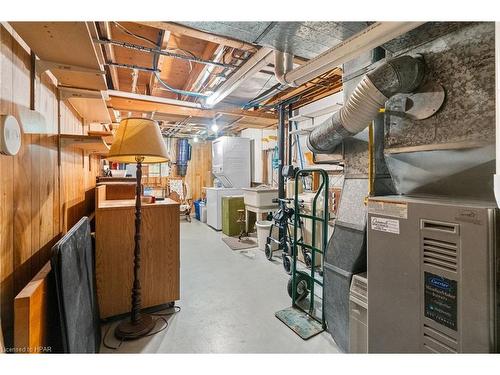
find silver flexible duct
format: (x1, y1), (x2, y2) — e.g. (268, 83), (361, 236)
(307, 55), (426, 154)
(274, 50), (295, 86)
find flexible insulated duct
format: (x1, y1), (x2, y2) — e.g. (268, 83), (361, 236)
(307, 55), (426, 154)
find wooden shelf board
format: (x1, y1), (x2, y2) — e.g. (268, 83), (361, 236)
(67, 96), (111, 124)
(11, 22), (107, 91)
(60, 134), (110, 154)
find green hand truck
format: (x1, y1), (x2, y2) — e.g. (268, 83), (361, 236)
(275, 168), (329, 340)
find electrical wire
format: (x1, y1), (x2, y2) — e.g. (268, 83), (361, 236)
(113, 22), (158, 47)
(113, 22), (198, 73)
(151, 305), (182, 316)
(102, 305), (181, 351)
(154, 71), (209, 99)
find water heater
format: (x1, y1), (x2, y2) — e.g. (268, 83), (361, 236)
(367, 195), (499, 353)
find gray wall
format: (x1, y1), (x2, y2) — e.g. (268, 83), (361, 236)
(385, 22), (495, 150)
(340, 22), (495, 199)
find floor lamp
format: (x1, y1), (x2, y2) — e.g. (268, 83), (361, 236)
(107, 117), (169, 340)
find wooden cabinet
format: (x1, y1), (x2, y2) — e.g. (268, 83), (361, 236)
(95, 187), (180, 319)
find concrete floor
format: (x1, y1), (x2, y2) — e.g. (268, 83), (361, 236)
(101, 220), (339, 353)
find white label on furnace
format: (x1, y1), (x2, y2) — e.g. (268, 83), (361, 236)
(368, 200), (408, 219)
(371, 216), (400, 234)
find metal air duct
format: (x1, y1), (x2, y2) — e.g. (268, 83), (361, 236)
(307, 55), (426, 154)
(274, 50), (294, 86)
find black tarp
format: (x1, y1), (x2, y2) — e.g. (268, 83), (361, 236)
(51, 217), (101, 353)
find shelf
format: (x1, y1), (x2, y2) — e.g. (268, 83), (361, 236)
(60, 134), (110, 155)
(11, 22), (107, 91)
(60, 87), (111, 124)
(87, 130), (114, 145)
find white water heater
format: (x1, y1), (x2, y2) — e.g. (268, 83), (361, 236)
(212, 136), (251, 188)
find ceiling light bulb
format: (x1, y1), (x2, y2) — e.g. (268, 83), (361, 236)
(193, 136), (199, 143)
(211, 123), (219, 132)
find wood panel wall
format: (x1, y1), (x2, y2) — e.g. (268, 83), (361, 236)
(0, 24), (99, 349)
(184, 141), (212, 201)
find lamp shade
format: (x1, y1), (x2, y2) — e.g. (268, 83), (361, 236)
(107, 118), (168, 163)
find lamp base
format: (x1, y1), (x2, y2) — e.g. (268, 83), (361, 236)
(114, 314), (155, 340)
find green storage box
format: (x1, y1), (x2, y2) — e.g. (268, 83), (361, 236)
(221, 195), (245, 237)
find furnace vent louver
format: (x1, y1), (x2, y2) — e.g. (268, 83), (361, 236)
(423, 324), (458, 353)
(420, 219), (461, 353)
(422, 237), (458, 273)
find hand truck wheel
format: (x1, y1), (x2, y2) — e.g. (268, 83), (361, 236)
(287, 274), (310, 301)
(265, 243), (273, 260)
(282, 253), (292, 274)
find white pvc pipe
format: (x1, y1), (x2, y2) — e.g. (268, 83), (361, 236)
(494, 22), (500, 206)
(282, 22), (425, 87)
(205, 47), (273, 107)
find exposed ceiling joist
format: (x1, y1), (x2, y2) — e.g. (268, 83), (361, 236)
(107, 96), (277, 123)
(181, 43), (222, 99)
(103, 21), (121, 91)
(150, 29), (171, 96)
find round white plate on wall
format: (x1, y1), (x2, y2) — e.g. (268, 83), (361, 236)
(0, 114), (22, 156)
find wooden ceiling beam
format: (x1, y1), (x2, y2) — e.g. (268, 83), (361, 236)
(263, 67), (342, 108)
(136, 22), (257, 52)
(150, 29), (171, 96)
(108, 96), (277, 123)
(103, 22), (121, 91)
(181, 43), (222, 97)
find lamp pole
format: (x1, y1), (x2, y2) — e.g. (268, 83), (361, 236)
(115, 156), (155, 340)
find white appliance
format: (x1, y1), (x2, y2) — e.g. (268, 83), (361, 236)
(206, 187), (243, 230)
(212, 136), (251, 188)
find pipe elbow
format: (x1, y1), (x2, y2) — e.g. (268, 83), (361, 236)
(274, 50), (297, 87)
(367, 55), (426, 97)
(307, 54), (427, 154)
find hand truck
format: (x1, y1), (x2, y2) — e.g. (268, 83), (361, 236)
(276, 168), (329, 340)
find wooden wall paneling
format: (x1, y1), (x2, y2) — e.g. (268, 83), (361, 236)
(30, 72), (41, 275)
(0, 25), (100, 348)
(52, 78), (61, 245)
(60, 101), (88, 232)
(184, 141), (212, 201)
(12, 34), (32, 299)
(0, 25), (15, 348)
(38, 75), (57, 264)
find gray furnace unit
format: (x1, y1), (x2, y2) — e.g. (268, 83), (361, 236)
(367, 195), (499, 353)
